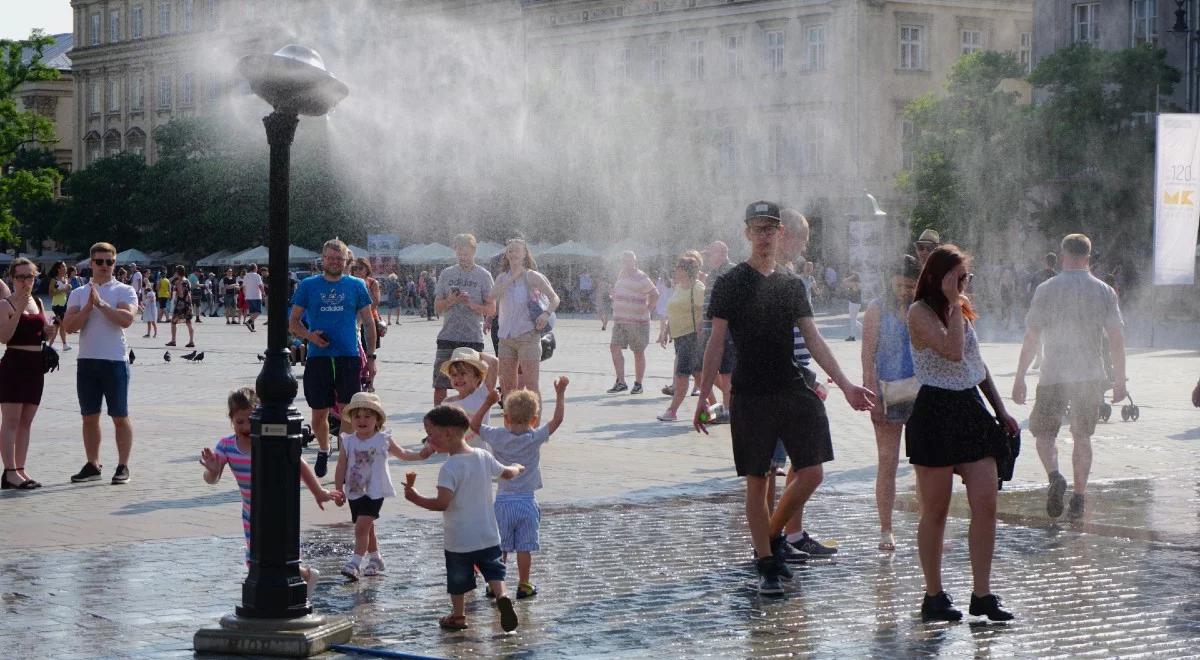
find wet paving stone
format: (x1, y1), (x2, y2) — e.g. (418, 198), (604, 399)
(3, 487), (1198, 658)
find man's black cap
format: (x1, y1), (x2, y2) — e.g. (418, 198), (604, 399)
(744, 200), (782, 224)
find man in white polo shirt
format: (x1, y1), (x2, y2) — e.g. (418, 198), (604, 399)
(241, 263), (265, 332)
(62, 242), (139, 485)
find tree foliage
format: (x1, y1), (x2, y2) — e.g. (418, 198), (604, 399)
(899, 45), (1179, 267)
(0, 31), (61, 247)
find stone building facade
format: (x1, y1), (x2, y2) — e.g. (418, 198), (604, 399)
(14, 33), (75, 173)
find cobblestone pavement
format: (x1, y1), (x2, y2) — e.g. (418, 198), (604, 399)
(1, 314), (1198, 657)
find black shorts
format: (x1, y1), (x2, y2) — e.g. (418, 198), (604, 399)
(349, 496), (384, 522)
(303, 355), (362, 410)
(703, 328), (736, 375)
(729, 387), (833, 476)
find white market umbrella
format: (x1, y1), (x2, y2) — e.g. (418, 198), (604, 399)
(197, 249), (233, 267)
(229, 246), (269, 265)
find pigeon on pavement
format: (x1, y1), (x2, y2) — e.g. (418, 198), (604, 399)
(163, 352), (171, 362)
(129, 350), (136, 364)
(195, 352), (205, 362)
(181, 351), (198, 361)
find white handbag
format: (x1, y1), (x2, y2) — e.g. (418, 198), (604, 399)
(880, 377), (921, 414)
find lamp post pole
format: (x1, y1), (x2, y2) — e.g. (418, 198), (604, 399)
(194, 45), (351, 657)
(238, 109), (307, 619)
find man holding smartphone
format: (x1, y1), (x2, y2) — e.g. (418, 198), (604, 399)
(289, 238), (376, 477)
(432, 233), (496, 405)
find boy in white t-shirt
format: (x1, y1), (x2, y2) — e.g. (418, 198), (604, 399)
(404, 405), (524, 633)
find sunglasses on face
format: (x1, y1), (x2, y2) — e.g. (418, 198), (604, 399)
(93, 258), (116, 266)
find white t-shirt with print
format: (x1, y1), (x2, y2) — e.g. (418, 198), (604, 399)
(67, 280), (138, 362)
(341, 431), (396, 500)
(437, 447), (504, 553)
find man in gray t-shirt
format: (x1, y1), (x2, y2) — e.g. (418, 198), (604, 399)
(432, 234), (496, 404)
(1012, 233), (1126, 520)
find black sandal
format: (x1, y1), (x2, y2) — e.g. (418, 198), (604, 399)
(15, 468), (40, 489)
(1, 468), (37, 490)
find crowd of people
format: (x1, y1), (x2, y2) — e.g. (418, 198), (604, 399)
(0, 203), (1151, 630)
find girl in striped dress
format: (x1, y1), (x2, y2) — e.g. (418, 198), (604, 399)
(199, 388), (344, 598)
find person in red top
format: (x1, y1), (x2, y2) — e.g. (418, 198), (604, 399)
(0, 258), (55, 489)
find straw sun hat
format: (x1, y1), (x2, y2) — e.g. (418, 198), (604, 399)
(439, 347), (490, 378)
(343, 392), (386, 422)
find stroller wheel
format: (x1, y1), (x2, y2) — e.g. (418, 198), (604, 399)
(1129, 405), (1140, 421)
(1098, 403), (1112, 422)
(1120, 404), (1132, 421)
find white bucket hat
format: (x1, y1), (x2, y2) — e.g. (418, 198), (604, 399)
(439, 347), (489, 378)
(342, 391), (386, 423)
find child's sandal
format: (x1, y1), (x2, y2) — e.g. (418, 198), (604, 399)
(438, 615), (468, 631)
(878, 532), (896, 553)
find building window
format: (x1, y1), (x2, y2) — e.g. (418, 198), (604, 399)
(109, 10), (121, 43)
(649, 43), (669, 85)
(800, 121), (822, 174)
(89, 81), (101, 115)
(961, 29), (983, 54)
(719, 126), (736, 176)
(104, 130), (122, 157)
(1074, 3), (1099, 43)
(131, 6), (143, 39)
(687, 38), (705, 82)
(1019, 32), (1032, 72)
(765, 30), (785, 74)
(126, 129), (146, 157)
(159, 2), (172, 35)
(725, 34), (744, 78)
(107, 78), (121, 113)
(579, 50), (597, 92)
(805, 25), (825, 70)
(1131, 0), (1157, 45)
(902, 119), (918, 171)
(90, 13), (101, 46)
(616, 46), (632, 82)
(767, 124), (787, 175)
(132, 77), (144, 110)
(899, 25), (924, 70)
(204, 77), (220, 103)
(158, 75), (172, 109)
(206, 0), (220, 30)
(181, 72), (194, 106)
(182, 0), (194, 32)
(86, 134), (101, 165)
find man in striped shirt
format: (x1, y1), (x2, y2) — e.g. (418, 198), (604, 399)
(606, 251), (659, 395)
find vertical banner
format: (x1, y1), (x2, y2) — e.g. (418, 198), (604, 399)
(1153, 114), (1200, 285)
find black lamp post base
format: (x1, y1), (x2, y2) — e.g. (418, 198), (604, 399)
(194, 613), (352, 657)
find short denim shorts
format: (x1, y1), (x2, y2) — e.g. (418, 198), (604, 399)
(77, 359), (130, 417)
(444, 544), (506, 595)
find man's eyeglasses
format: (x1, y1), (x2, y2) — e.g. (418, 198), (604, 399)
(749, 224), (781, 236)
(92, 258), (116, 266)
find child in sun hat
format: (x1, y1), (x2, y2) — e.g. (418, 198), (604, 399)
(440, 347), (499, 442)
(333, 391), (435, 581)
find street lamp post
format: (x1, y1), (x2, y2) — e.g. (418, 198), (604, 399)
(194, 45), (352, 657)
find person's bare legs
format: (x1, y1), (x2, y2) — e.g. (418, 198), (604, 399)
(665, 374), (689, 414)
(368, 525), (379, 554)
(517, 551), (532, 584)
(113, 416), (133, 465)
(960, 458), (999, 596)
(185, 319), (194, 344)
(609, 346), (625, 385)
(169, 319), (179, 343)
(873, 422), (903, 541)
(1, 403), (22, 486)
(716, 373), (732, 407)
(1035, 433), (1059, 477)
(311, 407), (330, 453)
(354, 516), (373, 556)
(15, 403), (37, 481)
(915, 465), (953, 595)
(1070, 432), (1092, 496)
(82, 413), (103, 465)
(632, 349), (646, 385)
(499, 356), (520, 397)
(433, 388), (448, 406)
(778, 464), (823, 537)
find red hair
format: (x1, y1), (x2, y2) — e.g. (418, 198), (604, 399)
(914, 244), (977, 325)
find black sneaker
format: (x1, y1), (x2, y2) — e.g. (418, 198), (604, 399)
(111, 464), (130, 485)
(606, 381), (628, 394)
(769, 535), (795, 579)
(921, 591), (963, 622)
(755, 557), (785, 597)
(969, 593), (1014, 621)
(315, 451), (329, 478)
(791, 531), (838, 557)
(630, 382), (643, 395)
(1047, 471), (1067, 518)
(1067, 493), (1085, 520)
(70, 462), (102, 483)
(777, 538), (810, 564)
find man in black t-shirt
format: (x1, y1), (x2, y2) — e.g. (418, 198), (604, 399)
(695, 200), (875, 596)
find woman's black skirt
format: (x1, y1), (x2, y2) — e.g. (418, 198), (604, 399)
(905, 384), (1010, 468)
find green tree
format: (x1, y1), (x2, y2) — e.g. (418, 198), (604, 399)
(58, 153), (149, 252)
(0, 31), (61, 245)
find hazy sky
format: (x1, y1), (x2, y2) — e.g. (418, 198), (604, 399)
(0, 1), (73, 41)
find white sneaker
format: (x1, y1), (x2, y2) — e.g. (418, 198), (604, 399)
(340, 560), (359, 582)
(304, 568), (320, 599)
